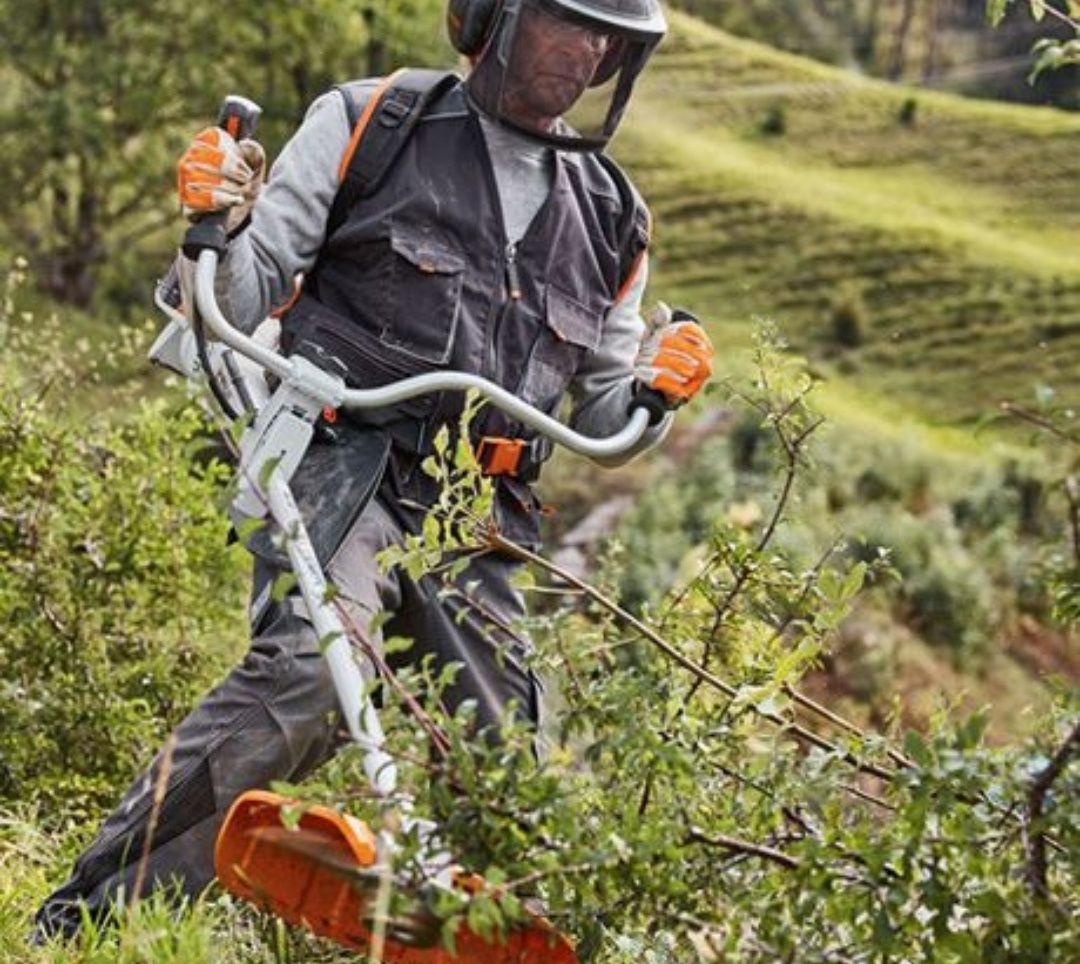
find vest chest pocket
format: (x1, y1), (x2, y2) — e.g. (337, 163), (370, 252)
(518, 285), (604, 411)
(380, 227), (466, 365)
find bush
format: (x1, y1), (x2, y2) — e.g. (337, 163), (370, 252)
(0, 291), (247, 818)
(829, 284), (868, 348)
(846, 504), (996, 661)
(898, 96), (919, 127)
(759, 102), (787, 136)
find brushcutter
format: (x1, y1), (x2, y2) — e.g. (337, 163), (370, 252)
(151, 95), (672, 964)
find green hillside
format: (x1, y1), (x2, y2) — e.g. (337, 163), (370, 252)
(620, 11), (1080, 423)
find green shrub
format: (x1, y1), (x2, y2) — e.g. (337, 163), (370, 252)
(0, 295), (247, 818)
(829, 284), (868, 348)
(759, 102), (787, 136)
(897, 96), (919, 127)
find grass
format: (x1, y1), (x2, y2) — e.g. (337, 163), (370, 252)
(0, 808), (359, 964)
(2, 12), (1078, 959)
(616, 11), (1080, 424)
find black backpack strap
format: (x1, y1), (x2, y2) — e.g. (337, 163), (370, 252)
(327, 68), (461, 237)
(595, 153), (652, 299)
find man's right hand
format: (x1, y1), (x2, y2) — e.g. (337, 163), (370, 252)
(177, 127), (265, 232)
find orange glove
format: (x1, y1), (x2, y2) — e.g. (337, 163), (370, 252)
(177, 127), (265, 232)
(634, 303), (714, 405)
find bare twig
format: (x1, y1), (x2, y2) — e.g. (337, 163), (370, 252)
(999, 401), (1080, 444)
(488, 530), (898, 783)
(686, 826), (801, 870)
(1024, 719), (1080, 899)
(131, 733), (178, 905)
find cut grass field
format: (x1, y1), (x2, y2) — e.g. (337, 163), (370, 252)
(619, 11), (1080, 424)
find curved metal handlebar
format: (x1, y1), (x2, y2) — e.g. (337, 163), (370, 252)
(193, 251), (656, 460)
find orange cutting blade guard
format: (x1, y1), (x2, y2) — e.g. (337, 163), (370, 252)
(215, 790), (577, 964)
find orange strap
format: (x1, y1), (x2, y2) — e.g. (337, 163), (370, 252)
(614, 206), (653, 304)
(336, 68), (408, 184)
(477, 437), (526, 476)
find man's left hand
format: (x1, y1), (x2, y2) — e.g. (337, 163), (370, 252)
(634, 303), (714, 405)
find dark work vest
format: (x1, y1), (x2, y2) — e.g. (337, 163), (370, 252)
(281, 82), (649, 543)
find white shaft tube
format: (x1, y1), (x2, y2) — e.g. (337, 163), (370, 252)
(194, 251), (654, 460)
(266, 473), (398, 798)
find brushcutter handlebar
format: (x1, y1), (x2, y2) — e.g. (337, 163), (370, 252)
(192, 251), (656, 461)
(181, 96), (264, 261)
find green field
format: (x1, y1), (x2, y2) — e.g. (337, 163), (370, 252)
(619, 12), (1080, 423)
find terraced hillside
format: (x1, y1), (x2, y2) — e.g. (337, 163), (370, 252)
(619, 12), (1080, 423)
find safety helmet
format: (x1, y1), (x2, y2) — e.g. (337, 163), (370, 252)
(448, 0), (667, 151)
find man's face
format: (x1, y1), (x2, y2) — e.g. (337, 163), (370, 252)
(501, 4), (614, 129)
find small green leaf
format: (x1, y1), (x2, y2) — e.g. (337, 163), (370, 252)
(257, 454), (283, 490)
(423, 513), (441, 548)
(985, 0), (1012, 27)
(270, 571), (297, 602)
(383, 635), (415, 655)
(433, 424), (450, 456)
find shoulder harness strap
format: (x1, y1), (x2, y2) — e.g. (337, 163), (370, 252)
(327, 68), (461, 237)
(595, 153), (652, 301)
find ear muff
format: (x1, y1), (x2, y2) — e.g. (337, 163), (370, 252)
(447, 0), (502, 57)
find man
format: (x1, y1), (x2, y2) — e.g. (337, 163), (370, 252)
(34, 0), (712, 941)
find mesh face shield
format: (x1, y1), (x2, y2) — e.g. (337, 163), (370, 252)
(466, 0), (666, 151)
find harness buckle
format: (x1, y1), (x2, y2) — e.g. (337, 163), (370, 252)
(477, 436), (526, 477)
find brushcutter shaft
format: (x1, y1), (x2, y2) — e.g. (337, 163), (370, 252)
(266, 473), (397, 796)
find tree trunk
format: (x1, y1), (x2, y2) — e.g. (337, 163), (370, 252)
(856, 0), (884, 68)
(922, 0), (943, 81)
(362, 6), (387, 77)
(39, 157), (104, 308)
(888, 0), (919, 80)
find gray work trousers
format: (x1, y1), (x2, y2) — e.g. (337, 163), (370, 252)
(34, 493), (539, 940)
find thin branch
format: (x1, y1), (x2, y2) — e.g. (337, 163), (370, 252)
(488, 530), (898, 783)
(999, 401), (1080, 444)
(686, 826), (801, 870)
(333, 600), (452, 757)
(1030, 0), (1080, 31)
(757, 415), (824, 551)
(784, 684), (915, 771)
(1024, 719), (1080, 899)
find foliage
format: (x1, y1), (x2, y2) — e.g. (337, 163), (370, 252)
(615, 365), (1068, 675)
(267, 331), (1080, 962)
(674, 0), (1080, 107)
(0, 266), (247, 817)
(986, 1), (1080, 79)
(0, 300), (1073, 961)
(627, 12), (1080, 425)
(0, 0), (450, 309)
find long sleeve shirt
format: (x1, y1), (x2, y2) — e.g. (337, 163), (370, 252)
(212, 86), (671, 464)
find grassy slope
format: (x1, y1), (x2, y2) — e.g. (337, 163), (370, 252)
(617, 11), (1080, 423)
(583, 11), (1079, 732)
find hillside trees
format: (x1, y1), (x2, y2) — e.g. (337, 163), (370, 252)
(0, 0), (448, 309)
(672, 0), (1079, 107)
